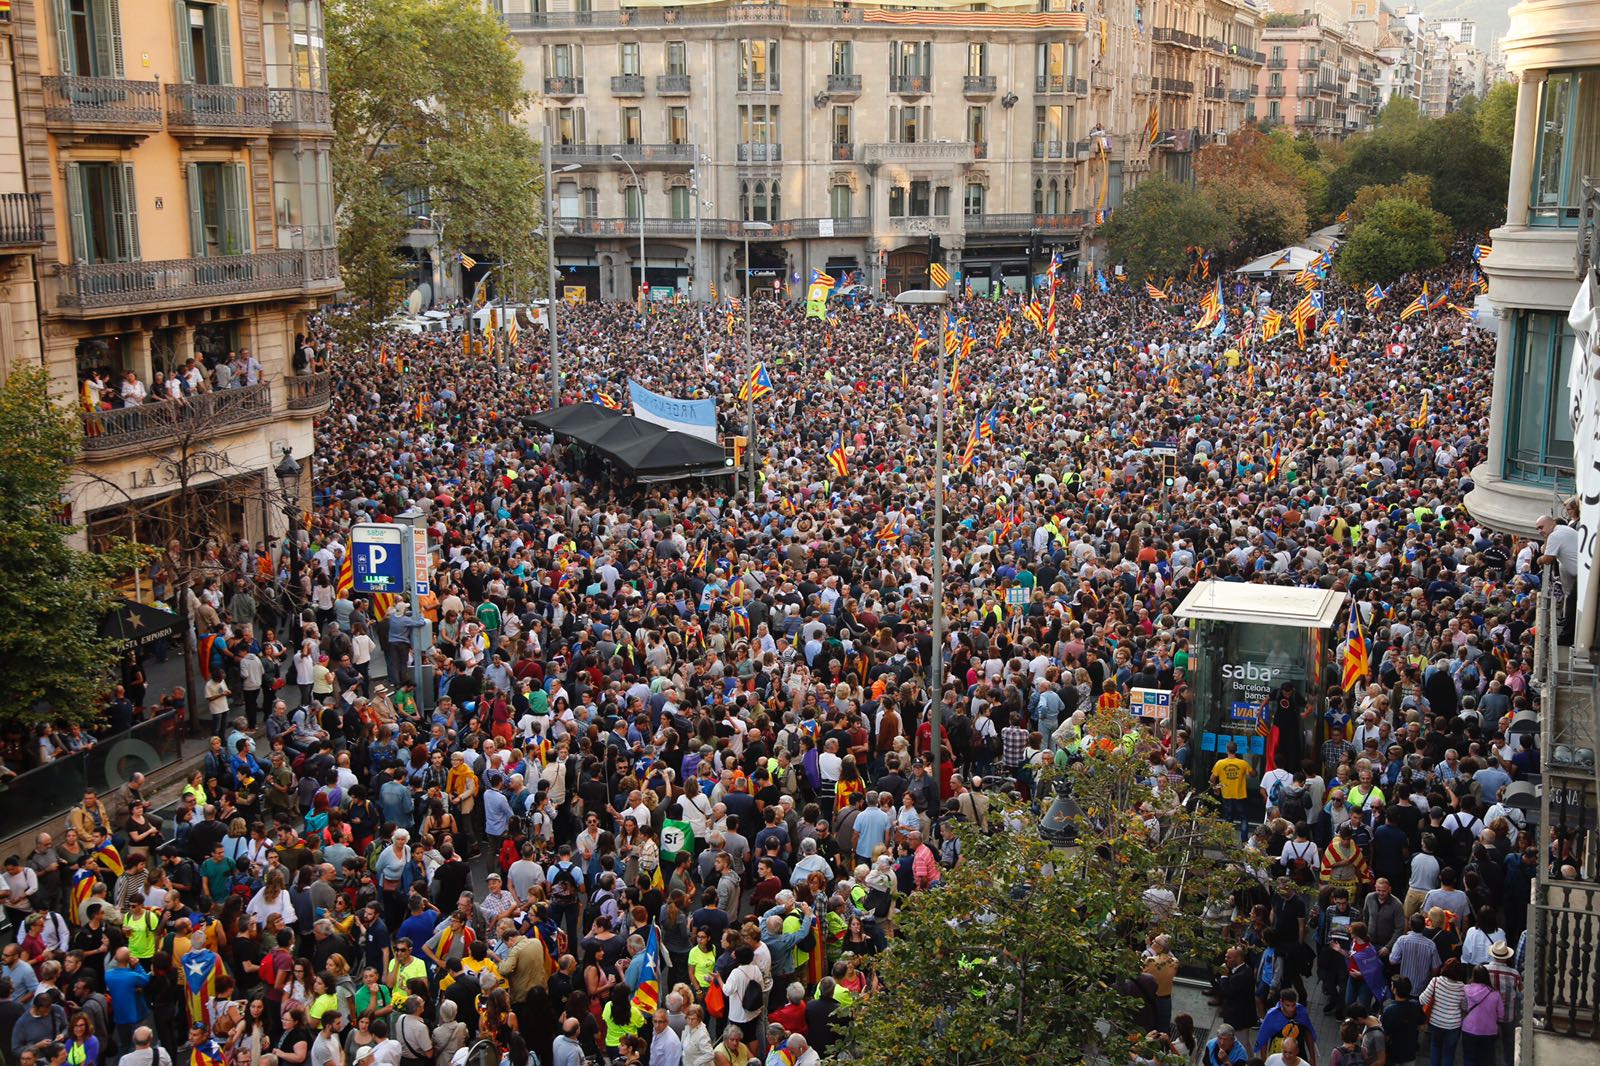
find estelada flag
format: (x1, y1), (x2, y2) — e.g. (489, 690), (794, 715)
(183, 948), (221, 1030)
(631, 926), (662, 1014)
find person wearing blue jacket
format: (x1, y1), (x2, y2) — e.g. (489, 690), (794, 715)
(102, 948), (150, 1053)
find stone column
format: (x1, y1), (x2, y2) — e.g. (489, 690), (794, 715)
(1503, 70), (1543, 226)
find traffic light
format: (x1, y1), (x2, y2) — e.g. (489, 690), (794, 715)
(928, 235), (943, 266)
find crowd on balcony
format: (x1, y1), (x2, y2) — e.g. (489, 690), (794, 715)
(15, 245), (1568, 1066)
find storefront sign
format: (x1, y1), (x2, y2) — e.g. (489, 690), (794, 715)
(1129, 688), (1171, 719)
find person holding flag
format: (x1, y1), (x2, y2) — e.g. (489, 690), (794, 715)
(1341, 597), (1369, 692)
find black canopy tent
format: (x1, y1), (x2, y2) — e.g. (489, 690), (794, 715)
(527, 403), (730, 480)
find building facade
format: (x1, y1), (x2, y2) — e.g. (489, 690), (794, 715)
(1255, 10), (1386, 139)
(1, 0), (339, 556)
(503, 0), (1265, 299)
(0, 7), (47, 383)
(1466, 6), (1600, 1052)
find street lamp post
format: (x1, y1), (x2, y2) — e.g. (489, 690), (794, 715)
(273, 445), (304, 604)
(416, 215), (446, 305)
(542, 123), (581, 407)
(741, 220), (771, 505)
(611, 152), (648, 307)
(691, 147), (706, 301)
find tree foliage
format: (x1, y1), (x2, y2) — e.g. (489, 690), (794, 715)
(328, 0), (541, 342)
(1347, 174), (1433, 228)
(846, 710), (1252, 1066)
(1477, 80), (1516, 156)
(1336, 196), (1452, 286)
(1103, 179), (1232, 280)
(1196, 131), (1309, 260)
(0, 369), (148, 725)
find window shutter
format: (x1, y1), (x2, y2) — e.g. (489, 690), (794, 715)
(117, 163), (141, 262)
(186, 164), (205, 256)
(213, 4), (234, 85)
(50, 0), (75, 76)
(90, 0), (115, 76)
(229, 163), (251, 253)
(173, 0), (195, 83)
(66, 163), (88, 262)
(108, 0), (126, 76)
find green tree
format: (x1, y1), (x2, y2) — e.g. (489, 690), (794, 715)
(1477, 80), (1516, 155)
(1414, 110), (1509, 231)
(1103, 178), (1232, 281)
(328, 0), (541, 343)
(846, 710), (1251, 1066)
(1336, 196), (1453, 285)
(0, 369), (147, 725)
(1195, 130), (1309, 259)
(1347, 174), (1433, 227)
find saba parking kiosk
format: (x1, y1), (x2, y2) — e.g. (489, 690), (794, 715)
(1175, 582), (1346, 797)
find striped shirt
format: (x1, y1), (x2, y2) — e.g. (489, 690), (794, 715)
(1421, 976), (1466, 1029)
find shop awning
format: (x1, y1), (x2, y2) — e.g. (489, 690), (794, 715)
(99, 598), (180, 652)
(527, 403), (729, 479)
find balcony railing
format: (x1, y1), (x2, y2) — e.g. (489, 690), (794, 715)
(826, 73), (862, 94)
(57, 250), (338, 311)
(891, 74), (931, 94)
(82, 383), (274, 453)
(544, 76), (584, 95)
(1033, 140), (1064, 159)
(965, 211), (1085, 234)
(657, 74), (691, 94)
(1154, 77), (1195, 94)
(610, 74), (645, 95)
(1294, 114), (1320, 127)
(963, 75), (997, 94)
(42, 76), (163, 132)
(0, 193), (45, 247)
(165, 83), (272, 131)
(1205, 85), (1225, 100)
(286, 372), (332, 412)
(1037, 75), (1066, 93)
(1318, 79), (1341, 93)
(737, 75), (780, 91)
(862, 142), (973, 165)
(831, 142), (854, 160)
(565, 216), (870, 239)
(736, 142), (783, 162)
(504, 5), (1095, 30)
(1229, 89), (1252, 102)
(1152, 27), (1201, 48)
(268, 88), (332, 129)
(551, 143), (695, 165)
(887, 215), (950, 234)
(1267, 57), (1287, 69)
(1205, 37), (1226, 54)
(1299, 58), (1320, 70)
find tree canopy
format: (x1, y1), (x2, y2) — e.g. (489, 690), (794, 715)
(328, 0), (542, 342)
(1102, 179), (1231, 280)
(1336, 196), (1453, 285)
(0, 369), (146, 725)
(846, 710), (1252, 1066)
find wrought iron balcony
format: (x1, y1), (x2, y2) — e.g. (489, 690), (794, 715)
(1229, 89), (1252, 102)
(550, 143), (694, 165)
(57, 249), (339, 313)
(1267, 57), (1287, 69)
(81, 382), (274, 454)
(42, 76), (162, 135)
(0, 193), (45, 247)
(657, 74), (691, 94)
(1154, 77), (1195, 94)
(861, 142), (974, 165)
(1037, 75), (1066, 93)
(1205, 37), (1226, 54)
(166, 83), (272, 134)
(826, 73), (862, 95)
(736, 142), (782, 162)
(1299, 58), (1320, 70)
(964, 75), (997, 95)
(286, 372), (332, 412)
(891, 75), (930, 95)
(964, 211), (1085, 234)
(610, 75), (645, 95)
(736, 75), (779, 92)
(268, 88), (332, 131)
(1033, 140), (1064, 159)
(1205, 84), (1225, 100)
(1294, 114), (1320, 127)
(544, 76), (584, 96)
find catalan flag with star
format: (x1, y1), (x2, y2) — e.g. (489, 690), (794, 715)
(1340, 597), (1370, 691)
(826, 431), (849, 478)
(1399, 285), (1428, 321)
(738, 363), (773, 402)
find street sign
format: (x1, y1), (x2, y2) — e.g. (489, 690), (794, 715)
(1129, 687), (1173, 720)
(350, 524), (407, 595)
(413, 524), (431, 597)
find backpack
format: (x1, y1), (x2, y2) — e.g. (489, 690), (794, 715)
(549, 862), (579, 904)
(739, 967), (764, 1012)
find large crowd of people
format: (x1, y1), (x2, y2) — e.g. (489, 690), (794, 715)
(0, 248), (1560, 1066)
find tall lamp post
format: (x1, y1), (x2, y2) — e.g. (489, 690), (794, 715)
(541, 127), (582, 407)
(274, 446), (305, 607)
(929, 317), (947, 817)
(415, 215), (446, 305)
(611, 152), (648, 307)
(741, 220), (771, 504)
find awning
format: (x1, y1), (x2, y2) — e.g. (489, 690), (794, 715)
(1234, 246), (1319, 276)
(99, 598), (180, 652)
(527, 403), (729, 479)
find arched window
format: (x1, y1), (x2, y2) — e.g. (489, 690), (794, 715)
(752, 181), (768, 222)
(1047, 178), (1060, 214)
(740, 181), (750, 220)
(1032, 178), (1044, 215)
(770, 180), (781, 221)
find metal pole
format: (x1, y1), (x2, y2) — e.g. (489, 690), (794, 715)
(542, 124), (563, 406)
(692, 147), (704, 301)
(613, 154), (645, 307)
(930, 327), (946, 817)
(744, 226), (755, 505)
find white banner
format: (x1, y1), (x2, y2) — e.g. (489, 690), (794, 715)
(1566, 274), (1600, 618)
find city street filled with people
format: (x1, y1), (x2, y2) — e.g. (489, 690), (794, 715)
(1, 252), (1549, 1066)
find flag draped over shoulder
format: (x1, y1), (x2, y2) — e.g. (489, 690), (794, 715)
(632, 926), (662, 1013)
